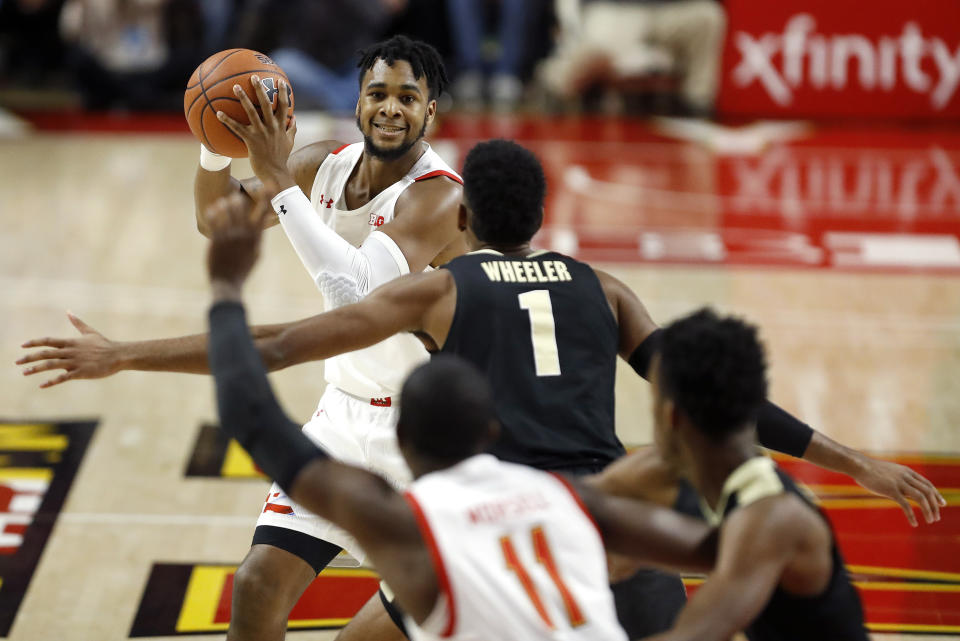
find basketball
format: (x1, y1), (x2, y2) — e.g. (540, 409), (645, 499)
(184, 49), (295, 158)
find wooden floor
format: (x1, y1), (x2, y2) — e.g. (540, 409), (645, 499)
(0, 114), (958, 640)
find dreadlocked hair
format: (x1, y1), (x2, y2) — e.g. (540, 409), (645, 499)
(357, 35), (449, 100)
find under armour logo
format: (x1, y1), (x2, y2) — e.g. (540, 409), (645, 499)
(279, 204), (287, 215)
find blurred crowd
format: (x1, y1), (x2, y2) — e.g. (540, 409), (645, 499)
(0, 0), (726, 117)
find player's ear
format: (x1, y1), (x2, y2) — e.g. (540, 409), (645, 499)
(457, 203), (468, 232)
(425, 98), (437, 124)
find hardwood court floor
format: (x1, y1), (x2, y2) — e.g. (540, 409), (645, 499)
(0, 113), (958, 640)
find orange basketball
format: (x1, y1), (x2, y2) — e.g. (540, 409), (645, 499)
(184, 49), (295, 158)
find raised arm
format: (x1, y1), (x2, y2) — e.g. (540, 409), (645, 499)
(193, 72), (340, 236)
(595, 268), (945, 525)
(218, 78), (465, 299)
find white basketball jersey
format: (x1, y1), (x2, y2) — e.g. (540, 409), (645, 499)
(309, 142), (462, 399)
(403, 455), (627, 641)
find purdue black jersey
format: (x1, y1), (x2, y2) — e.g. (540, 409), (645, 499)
(674, 458), (868, 641)
(441, 249), (625, 470)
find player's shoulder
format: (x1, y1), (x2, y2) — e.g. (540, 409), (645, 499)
(396, 171), (463, 217)
(289, 140), (352, 190)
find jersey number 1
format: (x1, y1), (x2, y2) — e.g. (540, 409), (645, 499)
(500, 526), (587, 629)
(518, 290), (561, 376)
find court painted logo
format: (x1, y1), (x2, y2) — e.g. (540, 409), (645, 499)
(0, 421), (95, 636)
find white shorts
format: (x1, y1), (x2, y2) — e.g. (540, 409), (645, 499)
(255, 385), (411, 565)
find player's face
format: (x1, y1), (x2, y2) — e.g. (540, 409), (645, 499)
(356, 59), (436, 161)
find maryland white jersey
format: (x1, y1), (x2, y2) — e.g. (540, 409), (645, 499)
(308, 141), (462, 399)
(403, 455), (627, 641)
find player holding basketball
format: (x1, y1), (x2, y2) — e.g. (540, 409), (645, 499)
(197, 35), (466, 641)
(19, 141), (944, 639)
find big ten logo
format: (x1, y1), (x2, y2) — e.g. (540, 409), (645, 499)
(368, 213), (386, 227)
(726, 146), (960, 219)
(732, 15), (960, 109)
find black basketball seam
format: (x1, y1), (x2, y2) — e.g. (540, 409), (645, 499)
(202, 68), (289, 94)
(190, 48), (245, 89)
(185, 49), (240, 96)
(198, 102), (215, 152)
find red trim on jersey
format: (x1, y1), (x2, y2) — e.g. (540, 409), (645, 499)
(549, 473), (603, 542)
(263, 503), (294, 515)
(404, 491), (456, 637)
(332, 143), (350, 155)
(414, 169), (463, 185)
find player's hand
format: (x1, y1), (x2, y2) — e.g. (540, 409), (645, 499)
(204, 192), (273, 298)
(853, 456), (946, 526)
(217, 75), (297, 189)
(17, 313), (122, 388)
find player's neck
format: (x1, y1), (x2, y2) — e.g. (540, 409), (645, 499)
(480, 242), (533, 256)
(685, 428), (759, 512)
(356, 140), (427, 195)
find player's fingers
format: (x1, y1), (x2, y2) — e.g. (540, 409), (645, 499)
(40, 370), (76, 389)
(286, 114), (297, 143)
(67, 312), (95, 335)
(277, 78), (290, 123)
(904, 474), (941, 522)
(19, 337), (71, 350)
(892, 489), (919, 527)
(216, 109), (247, 138)
(249, 75), (276, 128)
(22, 360), (69, 376)
(908, 469), (947, 507)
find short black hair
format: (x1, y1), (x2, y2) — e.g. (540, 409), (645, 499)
(357, 35), (449, 101)
(462, 139), (546, 245)
(397, 355), (496, 461)
(658, 308), (768, 440)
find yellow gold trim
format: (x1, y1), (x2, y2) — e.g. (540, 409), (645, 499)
(868, 623), (960, 633)
(853, 581), (960, 592)
(221, 440), (261, 478)
(176, 566), (231, 632)
(847, 565), (960, 582)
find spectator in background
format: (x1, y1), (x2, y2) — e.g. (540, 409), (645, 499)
(538, 0), (726, 117)
(59, 0), (204, 110)
(0, 0), (68, 86)
(446, 0), (529, 111)
(235, 0), (406, 113)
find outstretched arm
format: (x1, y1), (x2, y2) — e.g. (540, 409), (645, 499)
(18, 270), (451, 387)
(595, 268), (945, 526)
(574, 479), (716, 575)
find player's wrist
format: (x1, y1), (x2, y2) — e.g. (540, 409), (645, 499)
(211, 279), (244, 304)
(200, 144), (232, 172)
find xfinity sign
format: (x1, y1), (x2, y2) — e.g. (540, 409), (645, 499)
(731, 14), (960, 109)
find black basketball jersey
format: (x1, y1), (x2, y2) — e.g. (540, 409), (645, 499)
(440, 249), (625, 471)
(674, 458), (868, 641)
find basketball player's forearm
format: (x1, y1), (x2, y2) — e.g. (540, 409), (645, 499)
(208, 301), (324, 491)
(116, 324), (289, 374)
(194, 166), (249, 236)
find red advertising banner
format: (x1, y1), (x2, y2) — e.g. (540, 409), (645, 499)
(717, 0), (960, 119)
